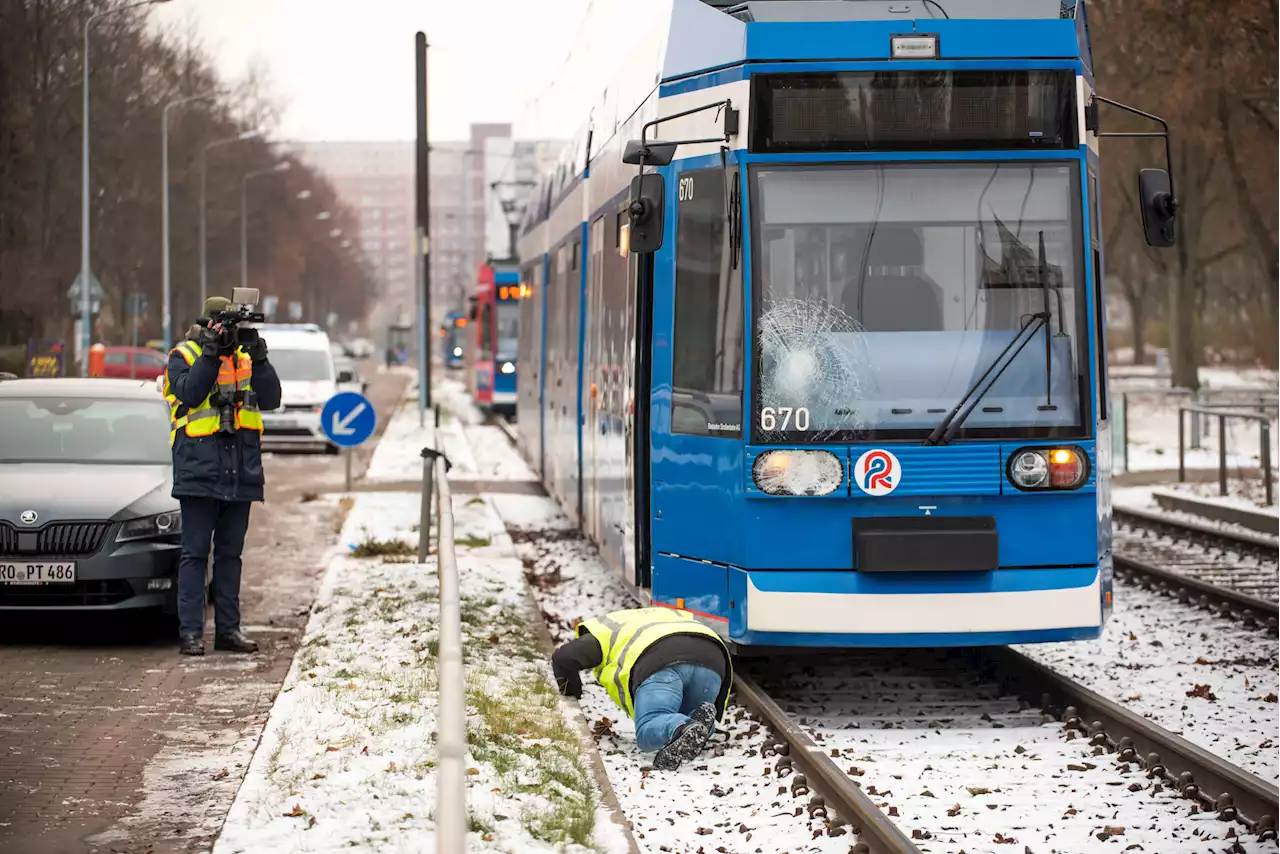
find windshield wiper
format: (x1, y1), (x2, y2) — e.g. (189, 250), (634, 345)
(923, 310), (1050, 446)
(1036, 230), (1059, 414)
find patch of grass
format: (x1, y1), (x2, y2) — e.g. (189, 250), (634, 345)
(466, 672), (598, 849)
(351, 537), (415, 558)
(466, 497), (485, 506)
(454, 533), (492, 549)
(468, 814), (495, 836)
(333, 667), (357, 680)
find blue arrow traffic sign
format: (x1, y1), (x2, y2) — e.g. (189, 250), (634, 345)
(320, 391), (376, 448)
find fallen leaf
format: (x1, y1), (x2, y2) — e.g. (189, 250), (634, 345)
(307, 816), (317, 829)
(211, 768), (229, 780)
(967, 786), (991, 796)
(947, 804), (962, 817)
(1186, 684), (1218, 702)
(311, 773), (327, 781)
(283, 804), (306, 818)
(325, 746), (341, 753)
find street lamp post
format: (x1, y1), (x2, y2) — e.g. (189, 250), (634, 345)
(80, 0), (171, 373)
(162, 92), (219, 350)
(200, 130), (260, 311)
(240, 161), (291, 290)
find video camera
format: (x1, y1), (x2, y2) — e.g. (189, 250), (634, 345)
(205, 287), (267, 354)
(203, 288), (267, 433)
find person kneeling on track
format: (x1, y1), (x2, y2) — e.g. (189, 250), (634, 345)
(552, 606), (733, 770)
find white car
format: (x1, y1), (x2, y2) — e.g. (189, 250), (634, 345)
(334, 356), (367, 396)
(254, 324), (339, 454)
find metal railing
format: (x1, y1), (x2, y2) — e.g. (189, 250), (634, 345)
(1178, 405), (1274, 506)
(420, 416), (466, 852)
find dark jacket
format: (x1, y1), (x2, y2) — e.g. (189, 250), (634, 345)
(551, 632), (728, 705)
(167, 330), (281, 503)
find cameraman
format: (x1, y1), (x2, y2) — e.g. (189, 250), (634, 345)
(164, 296), (281, 656)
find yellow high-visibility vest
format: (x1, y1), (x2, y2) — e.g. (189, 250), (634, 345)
(163, 340), (263, 446)
(576, 607), (732, 719)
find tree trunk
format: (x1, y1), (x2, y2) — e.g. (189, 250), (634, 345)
(1169, 269), (1199, 389)
(1126, 290), (1148, 365)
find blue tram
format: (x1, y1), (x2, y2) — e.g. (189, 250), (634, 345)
(441, 310), (466, 369)
(515, 0), (1178, 648)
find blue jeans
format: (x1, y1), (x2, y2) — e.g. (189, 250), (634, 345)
(177, 498), (251, 636)
(632, 664), (721, 753)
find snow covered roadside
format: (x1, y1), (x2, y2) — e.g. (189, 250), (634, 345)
(213, 403), (632, 852)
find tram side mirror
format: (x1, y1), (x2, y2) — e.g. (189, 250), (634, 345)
(1138, 168), (1177, 248)
(627, 173), (666, 254)
(622, 140), (676, 166)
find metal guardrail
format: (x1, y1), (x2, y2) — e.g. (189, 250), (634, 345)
(419, 412), (466, 853)
(1177, 405), (1274, 505)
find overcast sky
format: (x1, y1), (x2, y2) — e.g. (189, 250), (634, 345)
(152, 0), (600, 142)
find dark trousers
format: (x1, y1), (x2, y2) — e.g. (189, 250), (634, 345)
(177, 498), (252, 636)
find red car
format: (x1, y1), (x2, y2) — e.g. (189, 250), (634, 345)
(101, 346), (168, 381)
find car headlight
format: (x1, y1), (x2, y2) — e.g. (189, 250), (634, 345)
(751, 449), (843, 496)
(1007, 446), (1089, 491)
(500, 361), (515, 374)
(117, 511), (181, 542)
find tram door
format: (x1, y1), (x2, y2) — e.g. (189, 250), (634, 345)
(584, 217), (605, 542)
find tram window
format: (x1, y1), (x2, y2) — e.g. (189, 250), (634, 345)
(479, 303), (493, 356)
(672, 167), (744, 438)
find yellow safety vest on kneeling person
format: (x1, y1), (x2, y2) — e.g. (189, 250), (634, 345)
(576, 607), (732, 719)
(163, 340), (263, 445)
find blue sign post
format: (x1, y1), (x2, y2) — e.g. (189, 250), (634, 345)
(321, 391), (377, 491)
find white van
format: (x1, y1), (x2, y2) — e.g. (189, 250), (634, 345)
(253, 323), (338, 453)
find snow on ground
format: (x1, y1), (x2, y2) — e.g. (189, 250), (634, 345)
(214, 397), (631, 853)
(1119, 391), (1277, 475)
(1016, 579), (1279, 784)
(490, 492), (856, 854)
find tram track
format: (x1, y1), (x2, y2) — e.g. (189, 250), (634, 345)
(734, 647), (1279, 853)
(1114, 506), (1279, 627)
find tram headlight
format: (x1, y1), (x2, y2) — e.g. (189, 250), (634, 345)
(452, 347), (463, 356)
(500, 361), (515, 374)
(751, 449), (843, 496)
(1007, 446), (1089, 491)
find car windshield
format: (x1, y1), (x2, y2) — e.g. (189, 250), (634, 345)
(752, 161), (1087, 442)
(271, 349), (332, 382)
(0, 397), (170, 464)
(496, 301), (520, 362)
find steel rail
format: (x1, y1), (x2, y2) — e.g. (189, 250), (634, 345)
(985, 646), (1280, 841)
(732, 672), (923, 854)
(1115, 505), (1280, 559)
(1114, 554), (1279, 624)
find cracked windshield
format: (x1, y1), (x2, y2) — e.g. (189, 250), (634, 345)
(754, 162), (1085, 442)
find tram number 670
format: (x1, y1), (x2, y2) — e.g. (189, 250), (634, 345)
(677, 176), (694, 202)
(760, 406), (809, 431)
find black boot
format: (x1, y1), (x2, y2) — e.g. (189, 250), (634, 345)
(653, 720), (710, 771)
(690, 701), (718, 750)
(213, 629), (259, 653)
(179, 633), (205, 656)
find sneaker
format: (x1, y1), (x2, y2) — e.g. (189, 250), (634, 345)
(689, 702), (718, 749)
(653, 720), (710, 771)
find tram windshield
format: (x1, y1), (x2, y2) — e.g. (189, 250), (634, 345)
(751, 161), (1089, 443)
(496, 300), (520, 362)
